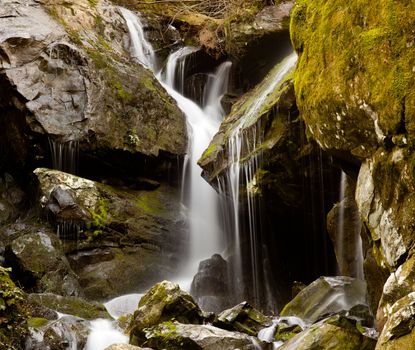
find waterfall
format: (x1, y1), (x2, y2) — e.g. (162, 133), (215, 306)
(221, 53), (297, 308)
(120, 8), (231, 289)
(49, 138), (79, 175)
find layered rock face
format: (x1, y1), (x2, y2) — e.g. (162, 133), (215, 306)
(291, 0), (415, 345)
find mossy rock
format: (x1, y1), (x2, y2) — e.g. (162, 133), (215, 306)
(28, 293), (110, 320)
(290, 0), (415, 162)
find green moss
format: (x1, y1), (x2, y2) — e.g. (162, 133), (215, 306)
(27, 317), (49, 329)
(88, 0), (98, 7)
(86, 199), (109, 240)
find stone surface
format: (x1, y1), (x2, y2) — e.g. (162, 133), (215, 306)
(34, 168), (187, 300)
(214, 301), (271, 336)
(28, 293), (110, 320)
(129, 281), (204, 345)
(105, 345), (153, 350)
(0, 0), (187, 175)
(278, 315), (376, 350)
(138, 322), (262, 350)
(290, 0), (415, 162)
(280, 276), (368, 324)
(376, 293), (415, 350)
(190, 254), (230, 313)
(2, 222), (82, 296)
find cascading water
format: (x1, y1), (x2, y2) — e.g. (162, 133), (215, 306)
(119, 7), (231, 288)
(220, 52), (298, 308)
(49, 138), (79, 175)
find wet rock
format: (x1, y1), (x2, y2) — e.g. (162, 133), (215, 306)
(190, 254), (230, 313)
(129, 281), (204, 346)
(214, 301), (271, 336)
(376, 254), (415, 331)
(278, 315), (376, 350)
(3, 223), (82, 296)
(26, 314), (90, 350)
(138, 322), (262, 350)
(28, 293), (110, 320)
(34, 168), (187, 300)
(376, 292), (415, 350)
(105, 345), (153, 350)
(280, 276), (368, 324)
(327, 175), (364, 278)
(0, 0), (187, 176)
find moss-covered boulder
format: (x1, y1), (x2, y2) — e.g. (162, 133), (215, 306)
(280, 276), (368, 324)
(213, 301), (271, 337)
(375, 292), (415, 350)
(138, 321), (261, 350)
(3, 223), (82, 296)
(128, 281), (204, 345)
(28, 293), (110, 320)
(290, 0), (415, 162)
(278, 315), (376, 350)
(0, 267), (29, 350)
(0, 0), (187, 176)
(34, 168), (187, 300)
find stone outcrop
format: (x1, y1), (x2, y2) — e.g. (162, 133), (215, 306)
(0, 0), (187, 175)
(34, 168), (187, 300)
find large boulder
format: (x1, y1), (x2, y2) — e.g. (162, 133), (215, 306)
(190, 254), (230, 313)
(137, 322), (262, 350)
(128, 281), (205, 345)
(1, 222), (82, 296)
(0, 0), (187, 175)
(213, 301), (271, 337)
(290, 0), (415, 162)
(376, 292), (415, 350)
(34, 168), (187, 300)
(280, 276), (369, 324)
(278, 315), (376, 350)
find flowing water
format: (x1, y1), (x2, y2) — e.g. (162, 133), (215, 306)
(219, 53), (297, 307)
(49, 138), (79, 174)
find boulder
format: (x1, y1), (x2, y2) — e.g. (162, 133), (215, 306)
(214, 301), (271, 336)
(34, 168), (187, 300)
(138, 322), (262, 350)
(290, 0), (415, 162)
(0, 0), (187, 175)
(278, 315), (376, 350)
(280, 276), (368, 324)
(376, 253), (415, 331)
(376, 292), (415, 350)
(26, 314), (90, 350)
(28, 293), (110, 320)
(190, 254), (230, 313)
(129, 281), (204, 345)
(105, 345), (153, 350)
(2, 222), (82, 296)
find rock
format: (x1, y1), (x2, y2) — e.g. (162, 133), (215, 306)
(34, 168), (187, 300)
(0, 267), (29, 350)
(327, 174), (364, 278)
(129, 281), (204, 345)
(376, 293), (415, 350)
(26, 314), (90, 350)
(214, 301), (271, 336)
(105, 345), (153, 350)
(280, 276), (368, 324)
(28, 293), (110, 320)
(3, 223), (82, 296)
(290, 0), (415, 162)
(138, 322), (262, 350)
(0, 0), (187, 175)
(190, 254), (230, 313)
(278, 315), (376, 350)
(0, 173), (26, 225)
(377, 253), (415, 331)
(224, 1), (294, 89)
(356, 148), (415, 270)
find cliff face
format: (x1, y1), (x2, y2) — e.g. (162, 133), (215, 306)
(291, 0), (415, 344)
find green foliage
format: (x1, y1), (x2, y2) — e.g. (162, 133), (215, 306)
(86, 199), (109, 240)
(0, 267), (29, 350)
